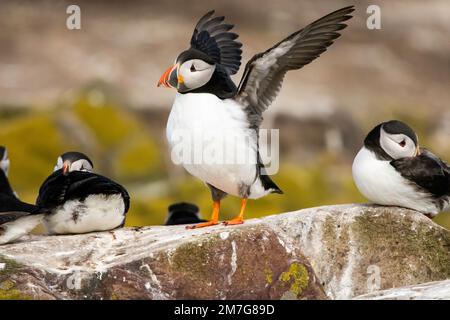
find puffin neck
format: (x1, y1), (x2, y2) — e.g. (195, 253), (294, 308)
(364, 124), (393, 161)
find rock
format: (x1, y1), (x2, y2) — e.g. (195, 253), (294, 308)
(0, 204), (448, 300)
(265, 204), (450, 299)
(0, 224), (326, 300)
(353, 279), (450, 300)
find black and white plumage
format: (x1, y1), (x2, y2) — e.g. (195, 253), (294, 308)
(352, 120), (450, 217)
(158, 7), (354, 228)
(164, 202), (206, 226)
(0, 146), (45, 244)
(36, 152), (130, 234)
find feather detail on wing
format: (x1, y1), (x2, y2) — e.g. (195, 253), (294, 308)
(190, 10), (242, 75)
(235, 6), (354, 128)
(390, 149), (450, 197)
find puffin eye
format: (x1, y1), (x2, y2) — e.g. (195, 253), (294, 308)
(399, 140), (406, 147)
(190, 64), (197, 72)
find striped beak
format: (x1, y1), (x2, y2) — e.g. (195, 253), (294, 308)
(157, 64), (178, 88)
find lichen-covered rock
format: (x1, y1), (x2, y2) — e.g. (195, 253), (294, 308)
(0, 223), (326, 300)
(265, 204), (450, 299)
(353, 279), (450, 300)
(0, 204), (448, 300)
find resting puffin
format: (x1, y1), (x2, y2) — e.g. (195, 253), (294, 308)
(352, 120), (450, 218)
(36, 152), (130, 234)
(158, 7), (354, 228)
(0, 146), (44, 244)
(164, 202), (206, 226)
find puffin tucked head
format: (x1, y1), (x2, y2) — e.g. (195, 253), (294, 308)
(365, 120), (419, 160)
(54, 151), (94, 175)
(0, 146), (10, 177)
(157, 10), (242, 98)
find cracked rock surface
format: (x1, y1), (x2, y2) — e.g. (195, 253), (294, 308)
(0, 204), (449, 300)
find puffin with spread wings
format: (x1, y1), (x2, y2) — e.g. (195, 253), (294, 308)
(158, 7), (354, 228)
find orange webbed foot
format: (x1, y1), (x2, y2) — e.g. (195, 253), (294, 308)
(223, 198), (247, 226)
(186, 220), (219, 229)
(223, 217), (244, 226)
(186, 200), (220, 229)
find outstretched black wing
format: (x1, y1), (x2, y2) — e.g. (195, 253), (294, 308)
(390, 149), (450, 197)
(235, 6), (354, 128)
(37, 170), (130, 213)
(190, 10), (242, 75)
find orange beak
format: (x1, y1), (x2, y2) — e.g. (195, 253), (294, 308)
(63, 161), (71, 175)
(157, 64), (177, 88)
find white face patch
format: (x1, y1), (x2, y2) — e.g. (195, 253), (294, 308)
(380, 128), (417, 159)
(178, 59), (216, 91)
(53, 156), (63, 172)
(53, 157), (93, 173)
(69, 159), (93, 172)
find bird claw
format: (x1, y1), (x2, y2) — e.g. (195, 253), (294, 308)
(186, 221), (219, 229)
(222, 218), (244, 226)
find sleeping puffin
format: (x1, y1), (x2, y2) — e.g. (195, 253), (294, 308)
(352, 120), (450, 218)
(164, 202), (206, 226)
(36, 152), (130, 234)
(158, 7), (354, 228)
(0, 146), (45, 244)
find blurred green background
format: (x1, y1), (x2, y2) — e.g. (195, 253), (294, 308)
(0, 0), (449, 229)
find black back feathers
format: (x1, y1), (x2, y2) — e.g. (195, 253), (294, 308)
(190, 10), (242, 76)
(391, 149), (450, 198)
(37, 170), (130, 213)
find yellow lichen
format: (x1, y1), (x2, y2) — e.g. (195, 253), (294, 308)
(264, 267), (273, 284)
(0, 280), (15, 290)
(279, 262), (309, 297)
(111, 292), (120, 300)
(0, 280), (30, 300)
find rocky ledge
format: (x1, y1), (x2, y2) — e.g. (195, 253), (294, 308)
(0, 204), (449, 300)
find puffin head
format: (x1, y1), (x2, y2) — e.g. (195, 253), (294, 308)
(165, 202), (205, 226)
(158, 49), (217, 92)
(157, 10), (242, 97)
(54, 151), (94, 175)
(365, 120), (419, 160)
(0, 146), (10, 177)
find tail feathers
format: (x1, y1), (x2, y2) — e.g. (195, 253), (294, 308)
(260, 174), (283, 194)
(256, 153), (283, 194)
